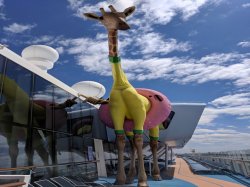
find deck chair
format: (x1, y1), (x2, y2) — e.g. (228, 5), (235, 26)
(34, 179), (57, 187)
(64, 176), (107, 187)
(50, 177), (76, 187)
(50, 177), (88, 187)
(63, 176), (89, 186)
(83, 182), (105, 187)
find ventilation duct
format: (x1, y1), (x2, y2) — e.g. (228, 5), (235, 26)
(21, 45), (59, 72)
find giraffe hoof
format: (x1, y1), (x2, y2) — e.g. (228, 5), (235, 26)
(126, 170), (136, 184)
(152, 174), (162, 181)
(137, 181), (149, 187)
(114, 179), (126, 185)
(125, 177), (134, 184)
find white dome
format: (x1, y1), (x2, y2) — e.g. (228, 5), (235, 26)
(72, 81), (106, 98)
(21, 45), (59, 71)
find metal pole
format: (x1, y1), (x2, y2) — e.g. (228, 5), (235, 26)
(170, 148), (173, 164)
(165, 144), (168, 169)
(149, 158), (152, 176)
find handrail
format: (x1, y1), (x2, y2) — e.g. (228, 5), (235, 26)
(0, 166), (35, 171)
(0, 160), (100, 172)
(0, 182), (26, 187)
(188, 156), (250, 185)
(194, 155), (250, 162)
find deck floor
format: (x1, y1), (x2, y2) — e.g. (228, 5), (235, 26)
(171, 158), (245, 187)
(96, 158), (246, 187)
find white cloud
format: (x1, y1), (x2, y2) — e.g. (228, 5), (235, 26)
(67, 0), (84, 10)
(0, 0), (6, 19)
(199, 93), (250, 125)
(67, 1), (109, 18)
(57, 36), (110, 76)
(65, 0), (246, 86)
(199, 53), (247, 64)
(210, 93), (250, 107)
(139, 0), (211, 24)
(51, 33), (250, 88)
(3, 23), (36, 34)
(0, 38), (8, 44)
(189, 30), (198, 37)
(200, 105), (250, 124)
(31, 35), (56, 43)
(184, 127), (250, 152)
(242, 3), (250, 8)
(227, 125), (236, 128)
(31, 32), (250, 91)
(46, 1), (250, 85)
(56, 46), (64, 54)
(54, 32), (190, 74)
(134, 32), (191, 57)
(67, 0), (223, 29)
(195, 128), (237, 134)
(238, 41), (250, 48)
(25, 35), (64, 48)
(0, 0), (4, 6)
(198, 107), (219, 125)
(66, 1), (250, 88)
(67, 0), (136, 16)
(247, 126), (250, 129)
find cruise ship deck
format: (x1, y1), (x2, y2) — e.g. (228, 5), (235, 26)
(0, 157), (247, 186)
(94, 158), (245, 187)
(0, 37), (249, 187)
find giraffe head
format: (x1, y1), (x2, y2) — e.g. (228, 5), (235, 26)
(84, 5), (135, 30)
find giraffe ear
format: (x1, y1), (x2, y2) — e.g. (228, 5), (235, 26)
(83, 13), (100, 20)
(124, 6), (135, 17)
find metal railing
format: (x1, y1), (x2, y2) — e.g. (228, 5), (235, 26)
(187, 153), (250, 178)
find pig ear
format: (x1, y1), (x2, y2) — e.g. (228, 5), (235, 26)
(83, 13), (101, 20)
(124, 6), (135, 17)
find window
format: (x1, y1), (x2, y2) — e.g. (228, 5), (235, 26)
(0, 59), (32, 168)
(2, 59), (32, 125)
(0, 55), (98, 178)
(0, 54), (5, 86)
(32, 129), (53, 166)
(53, 86), (71, 133)
(32, 75), (54, 130)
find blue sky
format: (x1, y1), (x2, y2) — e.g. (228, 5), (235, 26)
(1, 0), (250, 152)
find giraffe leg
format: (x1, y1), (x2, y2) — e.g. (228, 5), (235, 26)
(114, 133), (126, 185)
(125, 132), (137, 184)
(109, 93), (127, 185)
(132, 117), (148, 187)
(134, 133), (148, 187)
(35, 143), (49, 165)
(34, 143), (52, 176)
(120, 88), (149, 187)
(150, 140), (162, 180)
(149, 127), (162, 181)
(7, 133), (18, 168)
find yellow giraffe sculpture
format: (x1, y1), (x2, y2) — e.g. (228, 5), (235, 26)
(84, 5), (168, 187)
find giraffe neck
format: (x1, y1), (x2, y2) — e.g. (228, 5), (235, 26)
(108, 29), (118, 57)
(107, 29), (131, 89)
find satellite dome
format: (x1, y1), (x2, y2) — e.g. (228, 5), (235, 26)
(72, 81), (106, 98)
(21, 45), (59, 71)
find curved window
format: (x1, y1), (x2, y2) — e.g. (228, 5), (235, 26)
(0, 58), (32, 168)
(0, 55), (98, 180)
